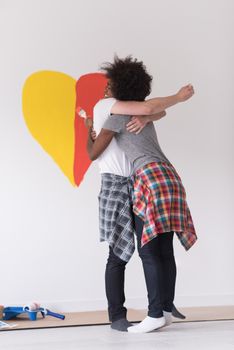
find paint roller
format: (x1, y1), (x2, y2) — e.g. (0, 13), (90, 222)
(23, 302), (65, 320)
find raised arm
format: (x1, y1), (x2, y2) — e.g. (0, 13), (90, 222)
(110, 84), (194, 116)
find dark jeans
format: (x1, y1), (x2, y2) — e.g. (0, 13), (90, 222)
(105, 246), (128, 322)
(105, 214), (177, 321)
(134, 214), (176, 318)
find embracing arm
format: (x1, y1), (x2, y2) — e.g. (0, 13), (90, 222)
(126, 111), (166, 134)
(144, 110), (166, 123)
(87, 127), (115, 161)
(110, 84), (194, 116)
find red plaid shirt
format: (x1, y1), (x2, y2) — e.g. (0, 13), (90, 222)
(133, 162), (197, 250)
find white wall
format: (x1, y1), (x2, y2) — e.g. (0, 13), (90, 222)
(0, 0), (233, 311)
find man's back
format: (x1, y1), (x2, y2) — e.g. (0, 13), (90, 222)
(103, 115), (169, 172)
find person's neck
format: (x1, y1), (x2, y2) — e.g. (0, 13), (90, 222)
(104, 93), (113, 98)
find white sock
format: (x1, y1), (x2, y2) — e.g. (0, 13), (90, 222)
(163, 311), (172, 326)
(128, 316), (165, 333)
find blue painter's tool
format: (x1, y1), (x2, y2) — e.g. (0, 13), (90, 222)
(2, 306), (65, 321)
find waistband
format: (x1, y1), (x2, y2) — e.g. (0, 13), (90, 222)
(101, 173), (134, 184)
(135, 161), (172, 176)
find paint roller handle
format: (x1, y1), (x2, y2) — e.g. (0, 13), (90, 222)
(44, 309), (65, 320)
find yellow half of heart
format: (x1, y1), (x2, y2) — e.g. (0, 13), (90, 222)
(22, 71), (76, 185)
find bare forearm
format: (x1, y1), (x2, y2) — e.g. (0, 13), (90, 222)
(110, 84), (194, 116)
(111, 97), (178, 116)
(86, 128), (115, 161)
(145, 110), (166, 122)
(144, 95), (179, 115)
(87, 130), (95, 160)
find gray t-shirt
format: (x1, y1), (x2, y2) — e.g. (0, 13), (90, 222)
(103, 115), (169, 173)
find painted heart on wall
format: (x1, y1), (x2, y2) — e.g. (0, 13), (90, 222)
(22, 71), (107, 186)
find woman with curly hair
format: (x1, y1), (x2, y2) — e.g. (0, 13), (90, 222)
(87, 55), (197, 333)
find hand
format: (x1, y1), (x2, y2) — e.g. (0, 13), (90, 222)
(90, 130), (97, 141)
(126, 116), (148, 134)
(84, 117), (93, 129)
(177, 84), (194, 102)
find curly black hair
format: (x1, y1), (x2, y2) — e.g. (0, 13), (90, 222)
(101, 55), (152, 101)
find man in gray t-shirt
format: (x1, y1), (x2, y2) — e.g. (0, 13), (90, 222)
(102, 114), (169, 173)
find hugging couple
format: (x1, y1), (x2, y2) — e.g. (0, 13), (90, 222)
(83, 55), (197, 333)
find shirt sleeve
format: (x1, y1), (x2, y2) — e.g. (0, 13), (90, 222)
(106, 98), (117, 116)
(102, 115), (128, 133)
(93, 98), (117, 133)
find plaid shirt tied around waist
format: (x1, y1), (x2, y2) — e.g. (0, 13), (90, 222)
(133, 162), (197, 250)
(99, 173), (135, 262)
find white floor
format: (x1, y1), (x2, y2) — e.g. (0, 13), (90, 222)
(0, 320), (234, 350)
